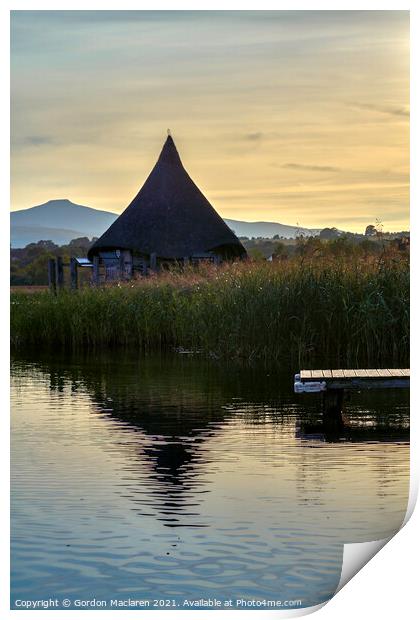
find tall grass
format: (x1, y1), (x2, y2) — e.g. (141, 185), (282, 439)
(10, 256), (409, 367)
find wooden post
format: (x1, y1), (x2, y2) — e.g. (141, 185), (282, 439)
(183, 256), (190, 267)
(70, 257), (78, 290)
(322, 389), (345, 429)
(122, 250), (133, 279)
(92, 256), (100, 285)
(56, 256), (64, 290)
(48, 259), (56, 294)
(150, 252), (157, 271)
(119, 252), (125, 280)
(126, 251), (133, 279)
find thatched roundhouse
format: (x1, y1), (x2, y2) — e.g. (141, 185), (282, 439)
(88, 135), (246, 279)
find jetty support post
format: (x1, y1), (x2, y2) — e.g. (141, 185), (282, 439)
(48, 258), (56, 294)
(92, 256), (100, 285)
(295, 368), (410, 436)
(56, 256), (64, 290)
(70, 257), (78, 290)
(322, 389), (345, 428)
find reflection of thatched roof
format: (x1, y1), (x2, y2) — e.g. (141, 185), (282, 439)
(12, 354), (409, 527)
(88, 136), (246, 260)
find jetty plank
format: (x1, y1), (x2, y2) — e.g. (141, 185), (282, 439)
(343, 369), (357, 377)
(366, 369), (381, 377)
(354, 369), (369, 377)
(300, 370), (312, 380)
(310, 370), (324, 380)
(297, 369), (409, 391)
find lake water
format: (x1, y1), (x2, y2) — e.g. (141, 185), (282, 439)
(11, 353), (409, 610)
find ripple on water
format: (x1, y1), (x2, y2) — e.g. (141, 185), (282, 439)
(11, 356), (409, 608)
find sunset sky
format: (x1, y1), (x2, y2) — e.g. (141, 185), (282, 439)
(11, 10), (409, 232)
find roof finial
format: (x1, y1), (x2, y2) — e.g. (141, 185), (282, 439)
(167, 128), (171, 137)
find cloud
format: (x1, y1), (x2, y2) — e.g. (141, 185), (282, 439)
(282, 163), (341, 172)
(348, 102), (410, 118)
(10, 11), (409, 233)
(243, 132), (264, 141)
(21, 136), (55, 147)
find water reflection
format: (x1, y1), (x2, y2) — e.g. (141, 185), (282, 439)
(13, 353), (409, 523)
(296, 418), (409, 443)
(11, 353), (410, 608)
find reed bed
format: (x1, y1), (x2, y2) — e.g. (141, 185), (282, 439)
(10, 257), (409, 366)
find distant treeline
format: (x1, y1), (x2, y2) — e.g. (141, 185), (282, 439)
(10, 229), (409, 286)
(243, 227), (410, 259)
(11, 237), (94, 286)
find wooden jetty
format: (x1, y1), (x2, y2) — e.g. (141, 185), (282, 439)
(294, 368), (410, 424)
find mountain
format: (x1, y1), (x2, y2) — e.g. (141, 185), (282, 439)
(10, 199), (318, 248)
(10, 199), (118, 247)
(224, 219), (319, 239)
(11, 225), (92, 248)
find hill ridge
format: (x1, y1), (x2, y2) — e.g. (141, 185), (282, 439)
(11, 199), (319, 248)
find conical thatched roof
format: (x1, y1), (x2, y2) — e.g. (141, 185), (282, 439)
(88, 136), (246, 260)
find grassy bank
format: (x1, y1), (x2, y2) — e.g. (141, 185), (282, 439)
(10, 257), (409, 366)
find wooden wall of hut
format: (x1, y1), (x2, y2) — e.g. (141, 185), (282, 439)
(48, 247), (226, 290)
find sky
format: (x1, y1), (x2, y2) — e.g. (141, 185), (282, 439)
(10, 10), (409, 232)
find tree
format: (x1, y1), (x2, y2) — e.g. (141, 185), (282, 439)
(319, 227), (340, 240)
(365, 224), (377, 237)
(326, 236), (354, 258)
(36, 240), (58, 250)
(359, 238), (378, 257)
(68, 237), (92, 249)
(295, 236), (323, 258)
(26, 253), (56, 284)
(10, 236), (95, 285)
(248, 248), (265, 261)
(272, 242), (288, 260)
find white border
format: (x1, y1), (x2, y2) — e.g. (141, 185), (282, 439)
(2, 2), (417, 619)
